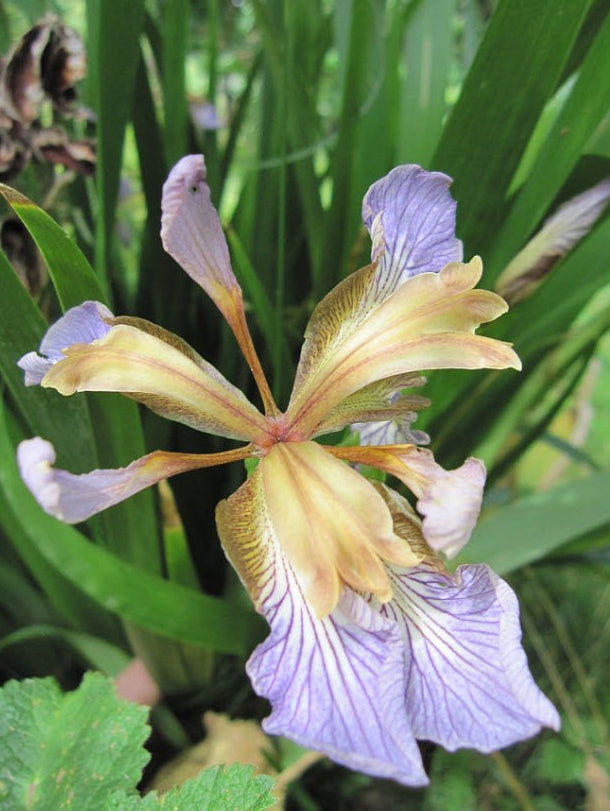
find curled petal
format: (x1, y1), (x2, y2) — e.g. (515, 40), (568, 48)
(17, 301), (112, 385)
(362, 164), (463, 301)
(377, 562), (560, 751)
(161, 154), (240, 320)
(329, 444), (485, 558)
(17, 437), (249, 523)
(40, 319), (269, 443)
(413, 456), (485, 557)
(288, 258), (520, 437)
(161, 155), (279, 416)
(216, 472), (429, 786)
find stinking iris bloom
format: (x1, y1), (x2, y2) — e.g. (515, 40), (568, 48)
(17, 155), (560, 785)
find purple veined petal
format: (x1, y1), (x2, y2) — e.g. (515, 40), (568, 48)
(247, 549), (429, 786)
(216, 470), (429, 786)
(378, 562), (560, 753)
(17, 301), (113, 385)
(362, 164), (463, 301)
(353, 415), (430, 448)
(17, 436), (241, 523)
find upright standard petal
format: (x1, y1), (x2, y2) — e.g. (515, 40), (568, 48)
(18, 437), (251, 523)
(161, 154), (240, 320)
(39, 319), (270, 443)
(377, 562), (560, 751)
(362, 164), (463, 302)
(17, 301), (113, 385)
(161, 154), (279, 417)
(287, 258), (520, 437)
(216, 470), (429, 786)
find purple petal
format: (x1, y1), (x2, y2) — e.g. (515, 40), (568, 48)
(378, 563), (560, 752)
(17, 437), (211, 523)
(353, 415), (430, 448)
(409, 454), (486, 559)
(362, 165), (463, 299)
(161, 154), (239, 315)
(17, 301), (113, 385)
(246, 538), (429, 785)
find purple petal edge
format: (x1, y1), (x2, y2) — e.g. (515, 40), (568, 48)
(17, 437), (157, 523)
(380, 562), (560, 753)
(160, 154), (238, 306)
(362, 164), (463, 297)
(17, 301), (112, 385)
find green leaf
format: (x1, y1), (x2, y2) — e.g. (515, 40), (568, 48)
(459, 468), (610, 574)
(0, 249), (98, 474)
(0, 626), (130, 677)
(0, 672), (149, 809)
(86, 0), (146, 280)
(397, 0), (454, 167)
(433, 0), (593, 256)
(160, 0), (189, 167)
(0, 400), (264, 655)
(0, 193), (161, 572)
(107, 764), (276, 810)
(0, 185), (105, 309)
(0, 674), (275, 810)
(533, 738), (585, 786)
(487, 6), (610, 279)
(423, 749), (481, 811)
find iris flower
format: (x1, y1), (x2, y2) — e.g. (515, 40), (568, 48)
(17, 155), (559, 785)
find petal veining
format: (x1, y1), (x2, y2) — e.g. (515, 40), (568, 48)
(288, 258), (520, 437)
(216, 472), (429, 786)
(362, 164), (463, 300)
(329, 444), (485, 558)
(313, 372), (429, 437)
(377, 562), (560, 751)
(353, 415), (431, 448)
(260, 442), (420, 616)
(40, 321), (269, 443)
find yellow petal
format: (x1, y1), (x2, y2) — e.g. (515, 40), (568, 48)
(217, 441), (420, 618)
(287, 258), (520, 436)
(260, 441), (420, 616)
(370, 481), (446, 571)
(215, 464), (276, 612)
(42, 321), (270, 443)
